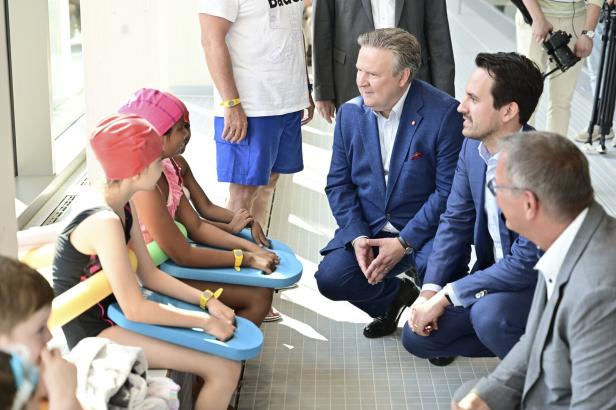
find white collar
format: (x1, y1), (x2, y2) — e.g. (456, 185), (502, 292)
(534, 208), (589, 299)
(373, 83), (411, 120)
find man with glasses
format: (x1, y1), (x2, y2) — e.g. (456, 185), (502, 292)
(402, 52), (544, 366)
(453, 131), (616, 410)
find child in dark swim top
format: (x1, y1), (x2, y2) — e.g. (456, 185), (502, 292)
(51, 114), (240, 410)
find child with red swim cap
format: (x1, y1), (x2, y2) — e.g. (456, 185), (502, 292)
(52, 114), (240, 410)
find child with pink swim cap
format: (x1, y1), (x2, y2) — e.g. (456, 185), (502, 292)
(121, 88), (281, 326)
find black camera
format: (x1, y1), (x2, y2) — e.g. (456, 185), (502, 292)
(510, 0), (580, 75)
(542, 30), (580, 72)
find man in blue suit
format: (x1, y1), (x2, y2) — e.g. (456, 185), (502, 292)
(403, 52), (544, 366)
(315, 28), (464, 339)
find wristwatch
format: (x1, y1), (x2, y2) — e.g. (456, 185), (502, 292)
(233, 249), (243, 272)
(199, 288), (223, 310)
(582, 30), (595, 39)
(397, 236), (414, 255)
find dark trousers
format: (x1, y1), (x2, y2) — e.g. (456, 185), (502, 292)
(314, 233), (432, 317)
(402, 286), (535, 359)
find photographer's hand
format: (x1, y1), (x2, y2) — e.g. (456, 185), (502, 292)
(574, 35), (593, 58)
(521, 0), (552, 42)
(532, 16), (553, 43)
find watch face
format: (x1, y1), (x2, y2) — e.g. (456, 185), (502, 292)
(233, 249), (243, 257)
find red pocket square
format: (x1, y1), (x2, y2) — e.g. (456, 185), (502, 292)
(410, 151), (424, 160)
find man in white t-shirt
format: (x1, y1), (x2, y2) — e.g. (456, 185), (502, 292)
(199, 0), (314, 230)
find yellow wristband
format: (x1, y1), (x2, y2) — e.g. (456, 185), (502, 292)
(199, 288), (223, 310)
(219, 98), (241, 108)
(233, 249), (243, 272)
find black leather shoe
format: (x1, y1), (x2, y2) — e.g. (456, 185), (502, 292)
(429, 357), (455, 367)
(363, 277), (420, 338)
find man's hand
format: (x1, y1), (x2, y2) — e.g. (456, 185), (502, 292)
(363, 237), (406, 285)
(222, 104), (248, 143)
(353, 237), (375, 276)
(408, 290), (436, 331)
(452, 393), (491, 410)
(531, 16), (553, 42)
(410, 291), (449, 336)
(302, 93), (315, 125)
(315, 100), (336, 124)
(574, 35), (594, 58)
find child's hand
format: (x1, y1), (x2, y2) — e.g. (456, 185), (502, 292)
(244, 251), (279, 274)
(228, 209), (253, 233)
(250, 222), (271, 248)
(203, 315), (235, 341)
(206, 297), (236, 325)
(40, 348), (81, 410)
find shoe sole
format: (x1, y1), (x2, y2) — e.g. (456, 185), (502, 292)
(263, 314), (282, 322)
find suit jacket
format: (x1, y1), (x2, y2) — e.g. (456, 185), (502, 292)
(322, 79), (463, 260)
(473, 202), (616, 409)
(423, 131), (539, 307)
(312, 0), (455, 107)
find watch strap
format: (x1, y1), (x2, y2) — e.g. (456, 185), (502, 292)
(233, 249), (243, 272)
(220, 98), (241, 108)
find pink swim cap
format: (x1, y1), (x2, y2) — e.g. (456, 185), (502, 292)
(90, 114), (163, 180)
(119, 88), (190, 136)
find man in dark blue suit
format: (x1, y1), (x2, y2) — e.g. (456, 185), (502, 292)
(403, 52), (544, 365)
(315, 28), (464, 338)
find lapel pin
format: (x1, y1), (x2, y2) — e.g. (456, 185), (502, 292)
(411, 120), (416, 126)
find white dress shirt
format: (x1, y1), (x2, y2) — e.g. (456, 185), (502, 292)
(535, 208), (588, 299)
(373, 84), (411, 234)
(422, 141), (511, 304)
(479, 143), (504, 262)
(371, 0), (396, 29)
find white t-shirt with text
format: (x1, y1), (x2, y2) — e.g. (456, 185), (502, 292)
(198, 0), (309, 117)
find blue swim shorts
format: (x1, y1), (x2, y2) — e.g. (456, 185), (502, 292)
(214, 111), (303, 186)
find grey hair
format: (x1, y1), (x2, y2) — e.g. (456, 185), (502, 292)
(499, 131), (594, 221)
(357, 28), (421, 80)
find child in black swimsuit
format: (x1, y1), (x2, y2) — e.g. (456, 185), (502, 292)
(52, 114), (240, 410)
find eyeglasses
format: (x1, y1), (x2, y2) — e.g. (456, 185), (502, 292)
(487, 178), (526, 196)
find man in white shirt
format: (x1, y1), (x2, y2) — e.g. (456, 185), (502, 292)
(315, 28), (464, 339)
(199, 0), (314, 231)
(452, 131), (616, 410)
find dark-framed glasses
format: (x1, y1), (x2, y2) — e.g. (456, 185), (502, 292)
(487, 178), (526, 196)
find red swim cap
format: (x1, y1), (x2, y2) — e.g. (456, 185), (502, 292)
(118, 88), (189, 136)
(90, 114), (163, 180)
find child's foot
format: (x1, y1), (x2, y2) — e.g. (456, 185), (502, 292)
(263, 306), (282, 322)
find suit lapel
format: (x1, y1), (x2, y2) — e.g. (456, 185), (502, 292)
(395, 0), (404, 27)
(523, 203), (605, 396)
(361, 105), (387, 199)
(499, 212), (512, 253)
(476, 167), (495, 264)
(385, 82), (423, 203)
(361, 0), (375, 28)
